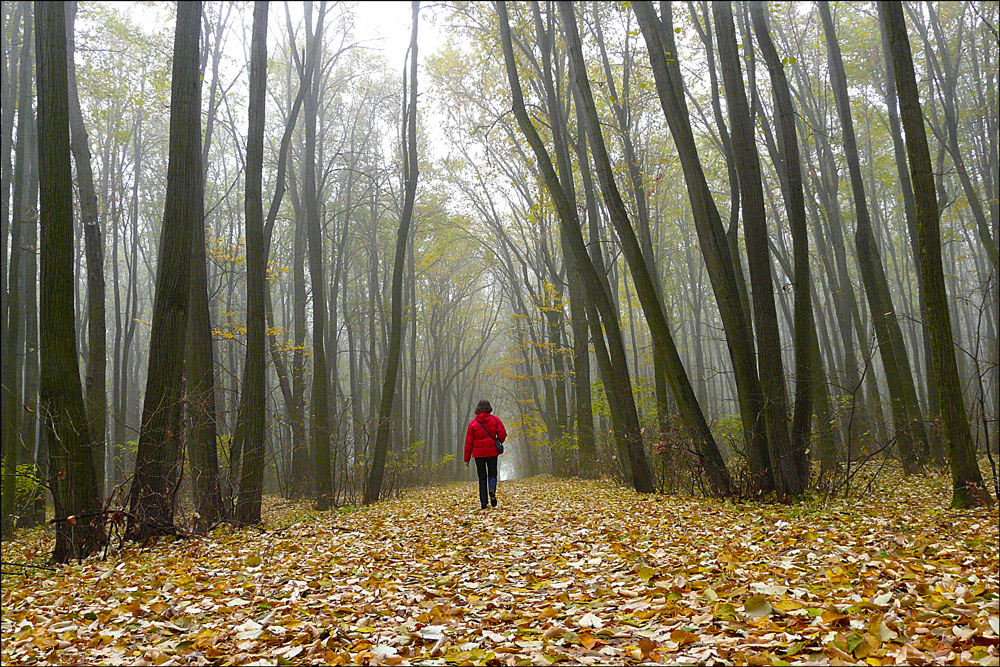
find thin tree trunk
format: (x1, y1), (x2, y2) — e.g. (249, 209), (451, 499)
(818, 2), (926, 472)
(749, 0), (813, 488)
(364, 2), (420, 505)
(633, 0), (770, 493)
(1, 4), (32, 538)
(65, 0), (106, 499)
(560, 0), (726, 496)
(878, 17), (941, 461)
(303, 0), (331, 509)
(21, 118), (42, 527)
(498, 0), (650, 495)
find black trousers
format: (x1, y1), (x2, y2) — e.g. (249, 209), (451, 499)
(474, 456), (498, 508)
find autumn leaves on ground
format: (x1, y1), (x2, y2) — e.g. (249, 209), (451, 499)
(2, 473), (998, 666)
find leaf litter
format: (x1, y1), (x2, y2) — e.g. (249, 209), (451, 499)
(1, 471), (997, 666)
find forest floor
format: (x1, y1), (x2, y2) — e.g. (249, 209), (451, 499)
(1, 469), (998, 666)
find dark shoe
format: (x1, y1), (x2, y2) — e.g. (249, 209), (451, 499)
(490, 493), (497, 508)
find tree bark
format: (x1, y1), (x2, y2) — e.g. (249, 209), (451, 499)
(65, 0), (106, 499)
(364, 1), (420, 505)
(880, 1), (992, 508)
(127, 1), (203, 541)
(878, 13), (941, 462)
(234, 0), (270, 525)
(713, 1), (802, 498)
(818, 2), (926, 473)
(303, 0), (331, 509)
(749, 0), (813, 488)
(35, 0), (105, 561)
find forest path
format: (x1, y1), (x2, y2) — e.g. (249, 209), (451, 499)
(2, 474), (998, 665)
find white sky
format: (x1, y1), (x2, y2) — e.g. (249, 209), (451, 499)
(117, 1), (448, 155)
(118, 1), (443, 82)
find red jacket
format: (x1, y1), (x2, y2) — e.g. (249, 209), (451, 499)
(465, 413), (507, 462)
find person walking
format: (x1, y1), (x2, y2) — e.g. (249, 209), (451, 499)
(464, 400), (507, 509)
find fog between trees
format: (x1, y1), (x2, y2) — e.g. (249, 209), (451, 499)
(0, 0), (996, 562)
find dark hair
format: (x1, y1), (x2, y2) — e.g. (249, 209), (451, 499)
(475, 399), (493, 414)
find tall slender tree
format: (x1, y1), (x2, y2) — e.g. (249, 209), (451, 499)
(364, 0), (420, 505)
(749, 0), (813, 486)
(496, 0), (653, 494)
(880, 1), (993, 509)
(127, 1), (203, 541)
(65, 0), (106, 498)
(1, 3), (32, 538)
(35, 0), (105, 561)
(303, 0), (332, 509)
(558, 1), (729, 496)
(633, 0), (772, 493)
(713, 1), (803, 498)
(236, 0), (269, 525)
(818, 1), (926, 473)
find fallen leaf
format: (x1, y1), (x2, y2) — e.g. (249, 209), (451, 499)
(744, 595), (772, 620)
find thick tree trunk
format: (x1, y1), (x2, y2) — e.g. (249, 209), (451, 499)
(880, 1), (993, 508)
(127, 1), (203, 542)
(35, 0), (105, 561)
(235, 1), (269, 525)
(183, 1), (226, 530)
(749, 1), (813, 488)
(713, 1), (802, 499)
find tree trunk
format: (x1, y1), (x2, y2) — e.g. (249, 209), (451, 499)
(365, 1), (420, 505)
(818, 1), (926, 472)
(303, 0), (331, 509)
(749, 0), (813, 488)
(633, 0), (770, 493)
(263, 10), (312, 500)
(880, 1), (993, 508)
(713, 1), (802, 498)
(65, 0), (107, 499)
(183, 0), (226, 531)
(21, 117), (42, 527)
(497, 0), (651, 495)
(127, 1), (203, 541)
(560, 0), (727, 496)
(35, 0), (105, 561)
(1, 3), (32, 538)
(236, 0), (269, 525)
(878, 14), (941, 462)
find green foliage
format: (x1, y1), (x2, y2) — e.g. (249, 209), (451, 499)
(712, 414), (744, 456)
(0, 462), (41, 502)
